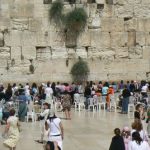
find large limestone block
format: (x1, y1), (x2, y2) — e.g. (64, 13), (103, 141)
(22, 31), (36, 46)
(77, 31), (91, 47)
(128, 46), (143, 59)
(134, 4), (150, 18)
(111, 32), (128, 47)
(48, 31), (65, 47)
(142, 0), (150, 4)
(28, 18), (42, 32)
(136, 32), (146, 46)
(5, 30), (22, 46)
(34, 1), (44, 18)
(11, 46), (21, 60)
(89, 4), (97, 18)
(0, 2), (10, 18)
(90, 30), (111, 48)
(76, 48), (87, 58)
(137, 19), (150, 32)
(99, 50), (115, 61)
(22, 46), (36, 60)
(143, 46), (150, 59)
(101, 18), (124, 32)
(36, 46), (52, 60)
(0, 33), (4, 47)
(52, 47), (68, 59)
(124, 18), (137, 31)
(96, 0), (104, 3)
(115, 47), (128, 58)
(88, 16), (101, 29)
(145, 33), (150, 46)
(0, 18), (10, 28)
(36, 31), (49, 46)
(10, 2), (34, 18)
(10, 18), (29, 31)
(114, 4), (133, 18)
(102, 4), (114, 17)
(0, 47), (11, 59)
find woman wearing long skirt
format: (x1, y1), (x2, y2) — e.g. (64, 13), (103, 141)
(3, 108), (20, 150)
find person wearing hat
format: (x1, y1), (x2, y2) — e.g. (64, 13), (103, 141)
(35, 102), (50, 144)
(45, 110), (64, 150)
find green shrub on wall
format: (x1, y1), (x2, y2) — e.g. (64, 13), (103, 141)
(49, 1), (87, 48)
(49, 0), (64, 24)
(65, 8), (88, 34)
(70, 58), (89, 82)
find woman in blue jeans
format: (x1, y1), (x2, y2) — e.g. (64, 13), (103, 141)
(122, 85), (131, 114)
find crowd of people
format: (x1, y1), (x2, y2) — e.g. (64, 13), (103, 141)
(109, 103), (150, 150)
(0, 79), (150, 150)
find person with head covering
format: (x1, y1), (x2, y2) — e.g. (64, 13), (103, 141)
(121, 127), (131, 150)
(109, 128), (125, 150)
(45, 110), (64, 150)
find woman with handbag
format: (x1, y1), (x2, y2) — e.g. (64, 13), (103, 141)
(3, 108), (20, 150)
(45, 110), (64, 150)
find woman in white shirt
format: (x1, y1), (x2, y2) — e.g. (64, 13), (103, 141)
(128, 131), (150, 150)
(45, 111), (64, 150)
(131, 120), (148, 141)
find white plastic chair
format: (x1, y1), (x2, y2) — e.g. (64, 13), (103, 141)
(110, 94), (117, 112)
(88, 98), (95, 111)
(128, 96), (135, 114)
(74, 93), (81, 111)
(26, 111), (36, 122)
(98, 96), (106, 111)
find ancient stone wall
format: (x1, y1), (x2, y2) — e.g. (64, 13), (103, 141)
(0, 0), (150, 82)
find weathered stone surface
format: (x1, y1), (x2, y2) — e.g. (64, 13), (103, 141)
(88, 16), (101, 29)
(22, 46), (36, 60)
(52, 47), (68, 59)
(115, 47), (128, 58)
(76, 48), (87, 58)
(11, 46), (21, 60)
(143, 46), (150, 59)
(90, 30), (111, 47)
(111, 32), (128, 47)
(10, 18), (28, 31)
(101, 18), (124, 32)
(0, 33), (4, 47)
(0, 47), (10, 59)
(124, 19), (137, 31)
(128, 46), (143, 59)
(136, 32), (146, 46)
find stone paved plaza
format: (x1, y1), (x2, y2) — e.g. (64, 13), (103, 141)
(0, 110), (134, 150)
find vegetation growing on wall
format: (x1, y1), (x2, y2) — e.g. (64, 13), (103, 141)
(70, 57), (89, 82)
(49, 0), (87, 48)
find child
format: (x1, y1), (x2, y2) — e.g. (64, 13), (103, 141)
(146, 107), (150, 137)
(109, 128), (125, 150)
(121, 127), (131, 150)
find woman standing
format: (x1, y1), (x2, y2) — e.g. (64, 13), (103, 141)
(45, 111), (64, 150)
(128, 132), (150, 150)
(62, 91), (72, 120)
(122, 85), (131, 114)
(3, 108), (20, 150)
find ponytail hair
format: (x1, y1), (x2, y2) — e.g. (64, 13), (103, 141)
(132, 131), (142, 145)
